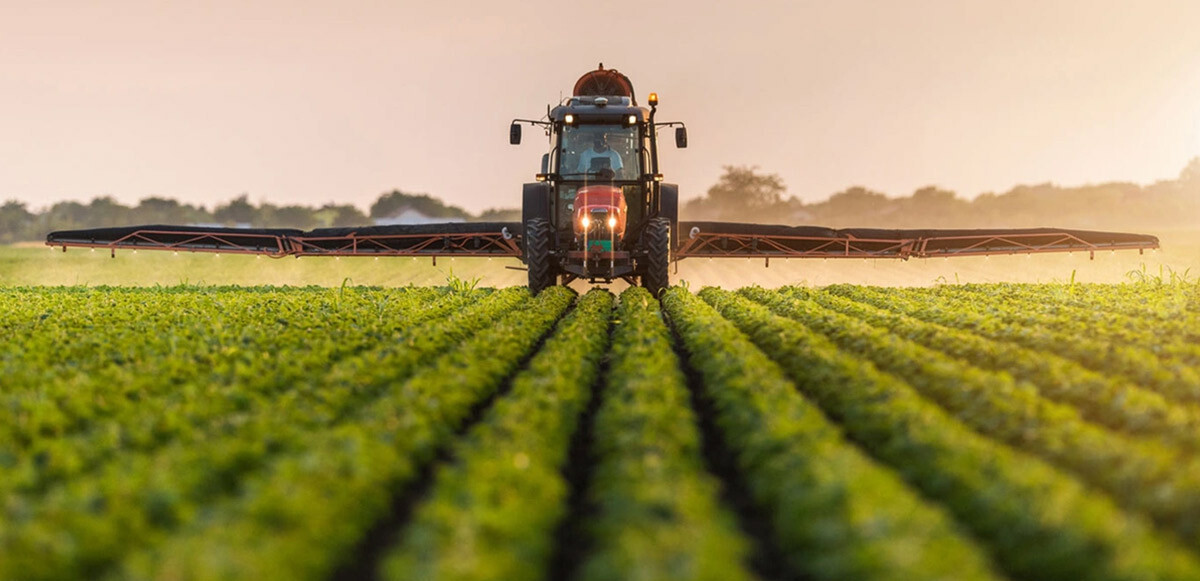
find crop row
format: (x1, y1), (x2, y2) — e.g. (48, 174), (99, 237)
(743, 286), (1200, 545)
(661, 288), (1001, 581)
(795, 286), (1200, 449)
(0, 286), (447, 445)
(933, 281), (1198, 330)
(0, 287), (564, 580)
(829, 284), (1200, 404)
(919, 284), (1200, 367)
(574, 287), (755, 580)
(380, 289), (613, 580)
(700, 287), (1200, 580)
(0, 287), (514, 505)
(117, 286), (573, 580)
(916, 284), (1200, 387)
(0, 287), (486, 497)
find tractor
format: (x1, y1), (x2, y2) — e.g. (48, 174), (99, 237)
(509, 65), (687, 295)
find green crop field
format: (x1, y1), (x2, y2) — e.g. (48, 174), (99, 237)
(2, 281), (1199, 580)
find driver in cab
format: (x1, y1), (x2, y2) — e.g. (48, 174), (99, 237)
(577, 134), (623, 177)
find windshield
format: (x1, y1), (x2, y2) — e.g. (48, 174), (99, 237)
(558, 124), (640, 180)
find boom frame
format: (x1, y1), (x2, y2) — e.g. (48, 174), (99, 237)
(47, 223), (1158, 263)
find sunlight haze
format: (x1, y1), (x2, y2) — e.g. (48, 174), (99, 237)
(3, 0), (1199, 213)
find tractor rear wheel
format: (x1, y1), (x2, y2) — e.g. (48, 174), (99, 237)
(525, 218), (555, 294)
(642, 217), (671, 297)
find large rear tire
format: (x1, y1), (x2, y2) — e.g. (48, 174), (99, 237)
(525, 218), (555, 295)
(642, 217), (671, 297)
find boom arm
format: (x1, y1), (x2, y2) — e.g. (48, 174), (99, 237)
(674, 222), (1159, 261)
(46, 223), (523, 258)
(46, 221), (1157, 261)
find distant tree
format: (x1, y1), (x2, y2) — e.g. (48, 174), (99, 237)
(0, 201), (34, 243)
(810, 186), (891, 227)
(134, 197), (209, 224)
(475, 207), (521, 222)
(909, 186), (958, 206)
(709, 165), (785, 214)
(685, 165), (787, 221)
(1181, 157), (1200, 185)
(86, 196), (131, 227)
(823, 186), (889, 213)
(897, 186), (967, 226)
(256, 204), (316, 229)
(982, 183), (1066, 227)
(1166, 158), (1200, 227)
(370, 190), (471, 220)
(214, 195), (256, 225)
(313, 204), (369, 228)
(43, 200), (91, 231)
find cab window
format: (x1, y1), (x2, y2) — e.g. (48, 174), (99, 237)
(559, 124), (639, 179)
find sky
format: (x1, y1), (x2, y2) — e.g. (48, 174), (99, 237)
(3, 0), (1200, 214)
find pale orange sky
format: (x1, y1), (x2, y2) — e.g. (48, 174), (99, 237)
(3, 0), (1199, 214)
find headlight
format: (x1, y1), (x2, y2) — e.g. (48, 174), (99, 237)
(580, 216), (591, 228)
(564, 114), (575, 125)
(607, 216), (618, 228)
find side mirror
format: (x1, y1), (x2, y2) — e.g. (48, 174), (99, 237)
(540, 153), (549, 174)
(510, 123), (522, 145)
(675, 127), (688, 148)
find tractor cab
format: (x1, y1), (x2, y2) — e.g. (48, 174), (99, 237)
(550, 111), (648, 246)
(510, 64), (687, 294)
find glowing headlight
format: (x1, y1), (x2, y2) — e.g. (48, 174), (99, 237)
(580, 216), (591, 228)
(564, 114), (575, 125)
(607, 216), (617, 228)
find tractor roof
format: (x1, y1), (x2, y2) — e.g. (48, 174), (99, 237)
(550, 96), (648, 124)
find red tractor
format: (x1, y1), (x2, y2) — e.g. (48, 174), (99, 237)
(509, 64), (684, 295)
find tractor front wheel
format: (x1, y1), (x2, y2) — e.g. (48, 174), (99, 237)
(525, 218), (555, 294)
(642, 217), (671, 297)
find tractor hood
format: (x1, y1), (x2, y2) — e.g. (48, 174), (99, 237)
(573, 185), (627, 238)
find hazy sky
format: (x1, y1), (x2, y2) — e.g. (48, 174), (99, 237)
(4, 0), (1200, 214)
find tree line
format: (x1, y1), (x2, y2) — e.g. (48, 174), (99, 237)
(0, 191), (520, 244)
(3, 159), (1197, 243)
(686, 158), (1200, 231)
